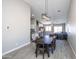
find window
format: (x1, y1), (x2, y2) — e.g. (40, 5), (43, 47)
(54, 26), (62, 33)
(45, 26), (52, 31)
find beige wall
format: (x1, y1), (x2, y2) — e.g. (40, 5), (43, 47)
(66, 0), (76, 55)
(2, 0), (31, 54)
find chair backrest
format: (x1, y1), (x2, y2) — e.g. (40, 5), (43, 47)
(35, 37), (43, 45)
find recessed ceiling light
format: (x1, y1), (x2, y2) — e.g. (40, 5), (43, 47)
(57, 10), (61, 12)
(32, 14), (35, 17)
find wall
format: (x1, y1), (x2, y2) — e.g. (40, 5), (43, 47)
(52, 19), (67, 24)
(2, 0), (31, 54)
(66, 0), (76, 55)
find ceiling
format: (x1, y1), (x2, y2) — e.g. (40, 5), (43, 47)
(24, 0), (71, 24)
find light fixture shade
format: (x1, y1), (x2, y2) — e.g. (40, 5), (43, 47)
(41, 13), (50, 20)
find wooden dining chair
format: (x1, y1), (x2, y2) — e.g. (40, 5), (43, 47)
(50, 34), (56, 53)
(35, 37), (45, 57)
(35, 37), (50, 58)
(51, 37), (56, 50)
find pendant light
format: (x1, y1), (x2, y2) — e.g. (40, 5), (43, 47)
(42, 0), (50, 20)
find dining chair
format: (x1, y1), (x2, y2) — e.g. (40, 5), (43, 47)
(35, 37), (50, 58)
(35, 37), (45, 57)
(51, 34), (56, 50)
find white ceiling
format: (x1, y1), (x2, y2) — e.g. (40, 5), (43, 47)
(24, 0), (71, 24)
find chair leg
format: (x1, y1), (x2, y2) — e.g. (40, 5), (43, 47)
(43, 50), (44, 59)
(35, 50), (37, 57)
(51, 48), (53, 54)
(47, 51), (50, 57)
(35, 45), (38, 57)
(47, 45), (50, 57)
(50, 44), (53, 54)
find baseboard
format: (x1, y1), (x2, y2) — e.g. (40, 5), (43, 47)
(68, 40), (76, 56)
(2, 42), (30, 56)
